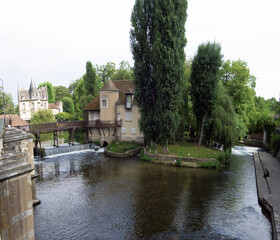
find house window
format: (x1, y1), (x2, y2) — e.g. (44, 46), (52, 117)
(126, 94), (132, 109)
(125, 111), (132, 121)
(32, 102), (35, 110)
(102, 99), (107, 109)
(131, 128), (136, 135)
(22, 103), (26, 111)
(121, 127), (126, 134)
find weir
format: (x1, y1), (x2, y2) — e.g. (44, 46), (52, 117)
(38, 143), (99, 157)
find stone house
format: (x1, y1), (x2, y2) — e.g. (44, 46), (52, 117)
(18, 79), (62, 122)
(84, 79), (144, 146)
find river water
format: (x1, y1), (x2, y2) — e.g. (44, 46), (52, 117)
(33, 146), (271, 240)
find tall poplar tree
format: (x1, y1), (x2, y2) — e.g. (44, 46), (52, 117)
(190, 42), (223, 146)
(131, 0), (187, 150)
(153, 0), (187, 150)
(84, 61), (98, 97)
(131, 0), (158, 144)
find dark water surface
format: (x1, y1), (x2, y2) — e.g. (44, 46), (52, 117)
(34, 146), (271, 240)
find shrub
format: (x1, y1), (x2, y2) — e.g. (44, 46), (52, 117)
(140, 149), (152, 162)
(217, 150), (231, 165)
(199, 160), (220, 169)
(55, 112), (74, 122)
(270, 134), (280, 156)
(175, 158), (182, 166)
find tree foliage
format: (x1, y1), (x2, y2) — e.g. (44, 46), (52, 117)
(0, 87), (17, 115)
(131, 0), (187, 150)
(96, 62), (116, 84)
(111, 61), (133, 80)
(190, 42), (223, 145)
(84, 61), (98, 97)
(38, 81), (55, 103)
(62, 97), (74, 114)
(30, 109), (55, 124)
(54, 85), (71, 102)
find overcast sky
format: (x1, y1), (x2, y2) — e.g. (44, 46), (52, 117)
(0, 0), (279, 105)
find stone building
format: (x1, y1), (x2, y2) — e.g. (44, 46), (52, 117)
(18, 79), (63, 122)
(0, 127), (36, 240)
(84, 79), (144, 146)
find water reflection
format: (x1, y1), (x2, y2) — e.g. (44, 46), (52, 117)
(34, 146), (271, 240)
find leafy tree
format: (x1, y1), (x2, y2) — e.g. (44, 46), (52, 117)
(190, 42), (223, 146)
(38, 82), (55, 103)
(211, 81), (237, 150)
(55, 112), (74, 122)
(131, 0), (187, 151)
(131, 0), (157, 144)
(220, 59), (256, 129)
(111, 61), (133, 80)
(69, 80), (79, 95)
(30, 109), (55, 124)
(72, 78), (86, 119)
(84, 61), (98, 97)
(0, 87), (16, 115)
(54, 85), (71, 102)
(62, 97), (74, 114)
(79, 94), (95, 118)
(96, 62), (116, 84)
(153, 0), (187, 150)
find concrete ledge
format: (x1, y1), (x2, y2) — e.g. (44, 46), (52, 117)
(104, 147), (143, 158)
(253, 152), (280, 240)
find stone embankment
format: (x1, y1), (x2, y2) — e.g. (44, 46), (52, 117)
(253, 152), (280, 240)
(104, 147), (142, 158)
(145, 151), (217, 168)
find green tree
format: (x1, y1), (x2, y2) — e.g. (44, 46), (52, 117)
(72, 78), (86, 119)
(131, 0), (157, 144)
(96, 62), (116, 84)
(190, 42), (223, 146)
(111, 61), (133, 80)
(38, 82), (55, 103)
(54, 86), (71, 102)
(220, 59), (256, 130)
(30, 109), (55, 124)
(0, 88), (16, 115)
(211, 81), (238, 150)
(131, 0), (187, 151)
(84, 61), (98, 97)
(62, 97), (74, 114)
(153, 0), (187, 150)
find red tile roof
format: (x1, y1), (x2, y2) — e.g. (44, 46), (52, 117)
(0, 114), (28, 126)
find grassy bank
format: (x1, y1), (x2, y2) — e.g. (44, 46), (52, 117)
(147, 142), (224, 160)
(106, 141), (143, 153)
(143, 142), (229, 168)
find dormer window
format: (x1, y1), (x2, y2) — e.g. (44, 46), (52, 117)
(126, 94), (132, 109)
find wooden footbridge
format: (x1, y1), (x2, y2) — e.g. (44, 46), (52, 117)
(16, 120), (122, 149)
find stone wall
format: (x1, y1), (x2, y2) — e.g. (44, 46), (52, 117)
(0, 127), (35, 240)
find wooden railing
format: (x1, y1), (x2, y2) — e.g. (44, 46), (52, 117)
(16, 120), (122, 133)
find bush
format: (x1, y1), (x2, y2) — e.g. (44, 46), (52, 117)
(106, 141), (142, 153)
(140, 149), (152, 162)
(30, 109), (55, 124)
(270, 134), (280, 156)
(175, 158), (182, 166)
(217, 150), (231, 165)
(55, 112), (74, 122)
(199, 160), (220, 169)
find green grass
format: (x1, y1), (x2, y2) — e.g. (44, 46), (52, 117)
(148, 142), (223, 160)
(106, 141), (142, 153)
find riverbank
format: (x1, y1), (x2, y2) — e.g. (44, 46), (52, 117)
(253, 152), (280, 240)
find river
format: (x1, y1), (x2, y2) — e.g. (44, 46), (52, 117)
(33, 146), (271, 240)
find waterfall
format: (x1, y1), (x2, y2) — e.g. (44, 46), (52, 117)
(42, 143), (99, 157)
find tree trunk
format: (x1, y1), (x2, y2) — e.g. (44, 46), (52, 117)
(198, 113), (207, 146)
